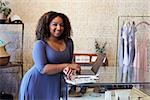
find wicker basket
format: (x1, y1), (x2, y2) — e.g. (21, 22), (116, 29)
(0, 45), (10, 66)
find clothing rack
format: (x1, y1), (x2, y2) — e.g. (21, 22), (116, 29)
(117, 16), (150, 82)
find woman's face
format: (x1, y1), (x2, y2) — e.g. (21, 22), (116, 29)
(49, 16), (64, 39)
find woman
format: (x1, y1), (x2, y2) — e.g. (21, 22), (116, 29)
(19, 11), (80, 100)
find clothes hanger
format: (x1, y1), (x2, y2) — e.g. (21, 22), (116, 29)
(135, 21), (150, 27)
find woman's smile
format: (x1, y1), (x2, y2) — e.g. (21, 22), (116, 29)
(50, 16), (64, 38)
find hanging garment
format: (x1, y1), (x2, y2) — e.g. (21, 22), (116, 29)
(127, 22), (136, 82)
(133, 25), (148, 83)
(122, 22), (130, 83)
(118, 21), (129, 82)
(118, 22), (126, 82)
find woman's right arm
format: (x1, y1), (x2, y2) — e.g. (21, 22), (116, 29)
(43, 63), (80, 75)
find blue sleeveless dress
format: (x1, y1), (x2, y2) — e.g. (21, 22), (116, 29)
(19, 39), (73, 100)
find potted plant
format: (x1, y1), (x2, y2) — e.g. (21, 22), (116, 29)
(94, 40), (107, 55)
(94, 39), (108, 66)
(0, 0), (11, 23)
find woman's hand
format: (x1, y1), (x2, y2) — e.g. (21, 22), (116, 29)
(68, 63), (81, 72)
(63, 63), (81, 77)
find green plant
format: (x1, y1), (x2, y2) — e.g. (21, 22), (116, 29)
(0, 0), (11, 17)
(95, 40), (107, 54)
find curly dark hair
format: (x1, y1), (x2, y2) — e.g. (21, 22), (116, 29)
(35, 11), (72, 41)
